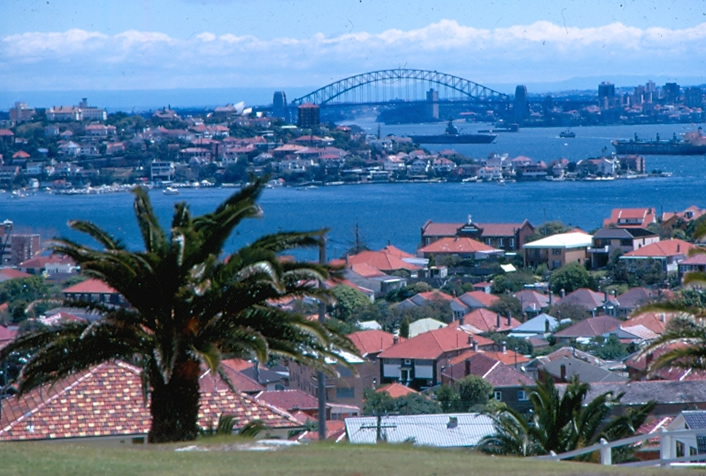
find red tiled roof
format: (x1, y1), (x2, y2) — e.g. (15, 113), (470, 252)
(447, 348), (529, 367)
(19, 255), (74, 268)
(345, 250), (420, 271)
(475, 222), (529, 237)
(418, 237), (496, 254)
(348, 329), (401, 357)
(254, 389), (318, 411)
(0, 361), (299, 441)
(623, 239), (696, 258)
(375, 383), (419, 398)
(461, 308), (521, 332)
(62, 278), (118, 294)
(378, 326), (491, 360)
(348, 262), (387, 278)
(604, 207), (656, 228)
(0, 129), (14, 136)
(458, 290), (500, 308)
(421, 222), (463, 237)
(0, 269), (32, 280)
(623, 311), (677, 335)
(381, 245), (414, 258)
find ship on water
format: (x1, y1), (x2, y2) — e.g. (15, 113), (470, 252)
(409, 121), (497, 144)
(612, 127), (706, 155)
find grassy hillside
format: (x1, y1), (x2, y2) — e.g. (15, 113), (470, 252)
(0, 439), (698, 476)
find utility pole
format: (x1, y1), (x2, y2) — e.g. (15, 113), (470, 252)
(317, 233), (327, 442)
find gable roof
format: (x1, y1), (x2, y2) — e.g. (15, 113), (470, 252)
(461, 308), (521, 333)
(616, 287), (654, 310)
(345, 250), (420, 271)
(418, 237), (498, 254)
(457, 290), (499, 309)
(378, 326), (490, 360)
(62, 278), (119, 294)
(421, 221), (463, 237)
(623, 311), (677, 335)
(553, 315), (621, 338)
(0, 268), (32, 281)
(348, 330), (401, 357)
(559, 288), (616, 311)
(375, 383), (419, 399)
(475, 221), (532, 238)
(622, 239), (696, 259)
(603, 207), (656, 228)
(513, 289), (552, 312)
(541, 356), (626, 383)
(510, 313), (559, 334)
(254, 389), (319, 411)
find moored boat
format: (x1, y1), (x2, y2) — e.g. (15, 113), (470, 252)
(410, 121), (497, 144)
(162, 187), (179, 195)
(612, 128), (706, 155)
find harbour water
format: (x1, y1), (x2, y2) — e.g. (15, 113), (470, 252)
(2, 122), (705, 261)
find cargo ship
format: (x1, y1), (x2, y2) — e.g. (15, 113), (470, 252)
(410, 121), (497, 144)
(612, 128), (706, 155)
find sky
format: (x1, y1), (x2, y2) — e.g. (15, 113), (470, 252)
(2, 0), (706, 105)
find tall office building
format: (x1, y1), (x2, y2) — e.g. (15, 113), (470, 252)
(685, 87), (704, 108)
(272, 91), (289, 121)
(598, 82), (615, 109)
(297, 103), (320, 129)
(426, 88), (439, 120)
(663, 82), (680, 104)
(513, 85), (529, 124)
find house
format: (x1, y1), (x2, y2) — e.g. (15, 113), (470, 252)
(375, 382), (420, 399)
(456, 290), (500, 311)
(513, 289), (555, 315)
(395, 290), (460, 321)
(287, 348), (369, 411)
(342, 262), (407, 298)
(558, 288), (619, 317)
(0, 361), (301, 442)
(420, 218), (534, 251)
(347, 329), (401, 362)
(615, 287), (658, 317)
(254, 389), (325, 420)
(19, 254), (77, 278)
(620, 238), (696, 273)
(539, 356), (626, 384)
(553, 314), (621, 343)
(662, 206), (706, 231)
(588, 227), (660, 268)
(417, 237), (501, 260)
(679, 254), (706, 280)
(408, 317), (447, 338)
(377, 325), (493, 390)
(458, 308), (521, 333)
(603, 207), (657, 228)
(345, 413), (495, 447)
(508, 313), (559, 339)
(523, 231), (593, 270)
(666, 411), (706, 457)
(62, 278), (126, 309)
(440, 352), (534, 413)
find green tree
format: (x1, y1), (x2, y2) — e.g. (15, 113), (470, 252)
(0, 179), (356, 443)
(526, 221), (570, 243)
(548, 262), (595, 294)
(479, 377), (654, 459)
(399, 316), (410, 339)
(330, 285), (370, 322)
(436, 375), (492, 412)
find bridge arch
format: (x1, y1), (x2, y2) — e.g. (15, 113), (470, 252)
(290, 69), (510, 106)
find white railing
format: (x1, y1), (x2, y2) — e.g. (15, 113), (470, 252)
(534, 428), (706, 467)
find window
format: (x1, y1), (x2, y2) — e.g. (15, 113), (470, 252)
(552, 248), (562, 255)
(485, 238), (492, 245)
(335, 387), (355, 399)
(517, 390), (528, 401)
(509, 238), (515, 248)
(494, 391), (503, 401)
(498, 238), (505, 247)
(403, 359), (412, 366)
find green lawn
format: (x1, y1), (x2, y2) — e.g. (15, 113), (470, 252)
(0, 439), (701, 476)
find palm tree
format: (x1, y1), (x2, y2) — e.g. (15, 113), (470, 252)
(0, 179), (356, 443)
(479, 377), (653, 459)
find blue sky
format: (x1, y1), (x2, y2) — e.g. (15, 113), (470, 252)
(2, 0), (705, 96)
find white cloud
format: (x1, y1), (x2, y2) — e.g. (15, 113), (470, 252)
(2, 20), (705, 91)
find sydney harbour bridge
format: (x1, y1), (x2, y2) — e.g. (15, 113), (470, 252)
(273, 68), (522, 123)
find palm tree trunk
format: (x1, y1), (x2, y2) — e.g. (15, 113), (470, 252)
(148, 359), (201, 443)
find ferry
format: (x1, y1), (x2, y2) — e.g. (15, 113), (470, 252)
(162, 187), (179, 195)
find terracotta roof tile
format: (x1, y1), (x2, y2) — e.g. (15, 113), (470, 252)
(347, 330), (401, 357)
(460, 308), (521, 332)
(254, 390), (318, 411)
(418, 237), (497, 254)
(378, 326), (492, 360)
(62, 278), (119, 294)
(375, 383), (419, 398)
(623, 239), (696, 258)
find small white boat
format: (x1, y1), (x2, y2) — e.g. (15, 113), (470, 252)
(162, 187), (179, 195)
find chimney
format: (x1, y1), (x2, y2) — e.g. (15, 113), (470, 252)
(659, 313), (665, 323)
(459, 315), (465, 326)
(465, 359), (471, 376)
(604, 290), (609, 303)
(472, 339), (478, 352)
(677, 244), (681, 253)
(501, 340), (507, 354)
(393, 335), (399, 345)
(560, 288), (566, 299)
(496, 313), (501, 329)
(254, 360), (261, 384)
(507, 314), (512, 327)
(560, 364), (567, 381)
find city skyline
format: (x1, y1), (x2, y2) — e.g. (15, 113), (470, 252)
(2, 0), (705, 107)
